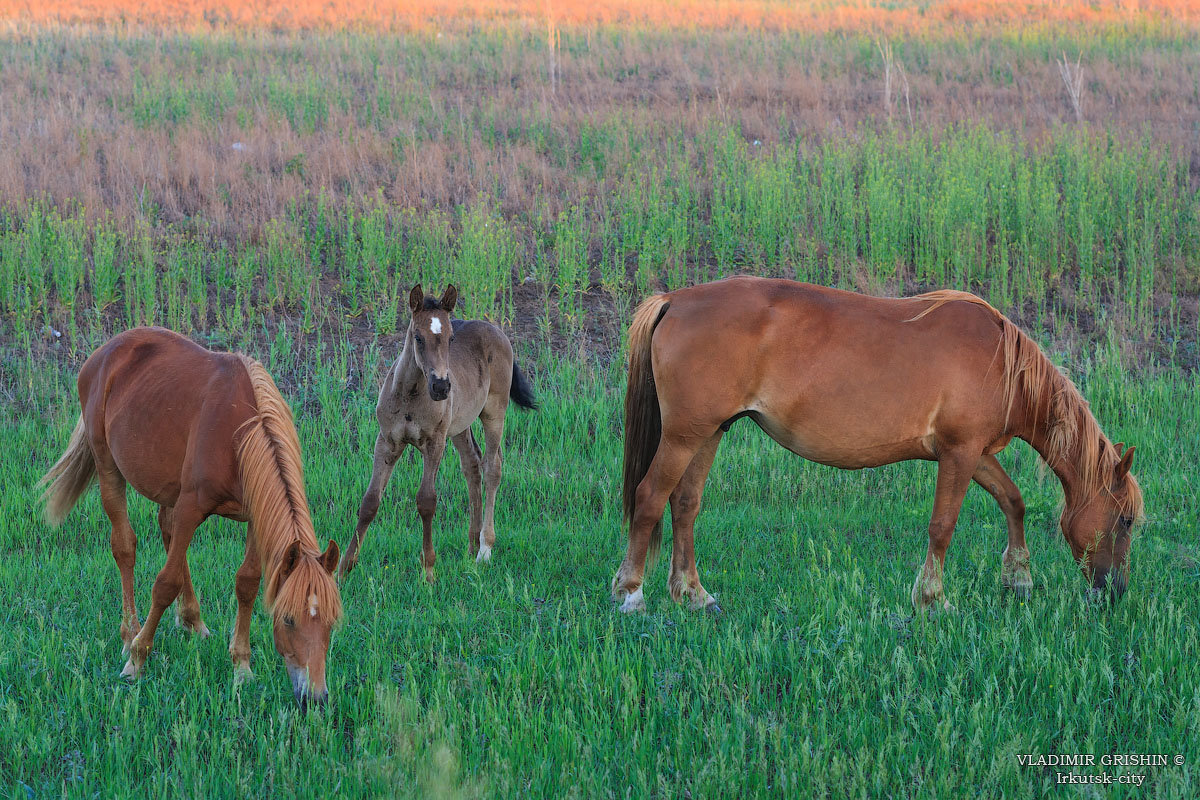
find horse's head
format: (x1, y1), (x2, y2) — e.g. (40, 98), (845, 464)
(1061, 444), (1141, 601)
(407, 283), (457, 401)
(270, 540), (342, 709)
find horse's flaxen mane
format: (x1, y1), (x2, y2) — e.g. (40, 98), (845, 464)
(236, 356), (342, 625)
(909, 291), (1142, 519)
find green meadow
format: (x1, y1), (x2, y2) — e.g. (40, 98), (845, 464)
(2, 347), (1198, 798)
(2, 16), (1200, 800)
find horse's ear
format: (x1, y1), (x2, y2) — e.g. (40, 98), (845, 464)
(1114, 446), (1136, 482)
(320, 539), (340, 575)
(440, 284), (457, 313)
(408, 284), (424, 313)
(1114, 441), (1126, 457)
(279, 541), (302, 582)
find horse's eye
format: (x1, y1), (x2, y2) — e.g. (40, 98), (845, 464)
(415, 335), (424, 347)
(1118, 515), (1134, 529)
(283, 615), (295, 628)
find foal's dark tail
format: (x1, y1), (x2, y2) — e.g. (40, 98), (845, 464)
(622, 294), (671, 563)
(38, 416), (96, 526)
(509, 362), (538, 410)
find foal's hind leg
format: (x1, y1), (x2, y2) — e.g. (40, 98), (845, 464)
(159, 505), (210, 638)
(668, 433), (723, 611)
(612, 429), (714, 613)
(451, 429), (484, 558)
(98, 467), (140, 653)
(339, 432), (404, 579)
(972, 454), (1031, 597)
(477, 405), (507, 563)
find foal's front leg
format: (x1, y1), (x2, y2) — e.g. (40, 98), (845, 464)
(416, 438), (447, 582)
(123, 495), (206, 678)
(338, 432), (404, 579)
(912, 448), (980, 612)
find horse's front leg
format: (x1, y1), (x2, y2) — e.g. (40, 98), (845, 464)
(229, 523), (260, 683)
(339, 432), (404, 579)
(971, 454), (1032, 597)
(123, 494), (206, 678)
(416, 438), (447, 583)
(912, 448), (981, 612)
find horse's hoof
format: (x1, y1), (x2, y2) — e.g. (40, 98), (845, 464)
(476, 544), (492, 564)
(233, 665), (254, 686)
(617, 587), (645, 613)
(1006, 582), (1032, 600)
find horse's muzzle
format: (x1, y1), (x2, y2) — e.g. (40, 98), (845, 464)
(428, 376), (451, 401)
(288, 665), (328, 710)
(1090, 567), (1128, 603)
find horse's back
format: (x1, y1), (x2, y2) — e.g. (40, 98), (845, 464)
(78, 327), (254, 508)
(648, 277), (1011, 466)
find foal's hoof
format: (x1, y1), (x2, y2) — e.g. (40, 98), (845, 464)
(233, 665), (254, 686)
(1006, 581), (1033, 601)
(616, 587), (646, 614)
(476, 544), (493, 564)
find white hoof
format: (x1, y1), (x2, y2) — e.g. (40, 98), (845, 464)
(476, 544), (492, 563)
(618, 586), (645, 613)
(233, 665), (254, 686)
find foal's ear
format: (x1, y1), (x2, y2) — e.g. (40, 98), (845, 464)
(1114, 441), (1126, 457)
(319, 539), (340, 575)
(1114, 446), (1136, 482)
(408, 284), (424, 313)
(440, 284), (458, 313)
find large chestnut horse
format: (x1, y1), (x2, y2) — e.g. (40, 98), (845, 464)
(39, 328), (341, 706)
(613, 277), (1143, 613)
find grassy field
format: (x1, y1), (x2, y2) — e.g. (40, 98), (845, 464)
(2, 351), (1198, 797)
(3, 3), (1200, 797)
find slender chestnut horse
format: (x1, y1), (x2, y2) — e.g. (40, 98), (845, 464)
(337, 284), (537, 581)
(39, 328), (342, 706)
(613, 277), (1143, 613)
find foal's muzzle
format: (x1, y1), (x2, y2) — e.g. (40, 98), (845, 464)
(428, 376), (451, 401)
(1090, 567), (1128, 603)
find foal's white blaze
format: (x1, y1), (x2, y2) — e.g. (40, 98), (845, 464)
(430, 317), (442, 334)
(308, 593), (318, 618)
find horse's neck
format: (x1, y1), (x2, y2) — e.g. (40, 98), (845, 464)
(392, 332), (425, 392)
(1021, 406), (1087, 509)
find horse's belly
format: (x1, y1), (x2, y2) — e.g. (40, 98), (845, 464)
(753, 407), (935, 469)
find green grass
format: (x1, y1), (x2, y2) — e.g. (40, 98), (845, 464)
(2, 352), (1197, 798)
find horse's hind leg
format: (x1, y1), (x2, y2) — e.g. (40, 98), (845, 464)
(123, 494), (206, 678)
(229, 523), (260, 682)
(339, 432), (404, 579)
(98, 467), (139, 653)
(972, 454), (1031, 597)
(912, 447), (981, 612)
(668, 432), (723, 612)
(477, 406), (507, 563)
(612, 430), (713, 613)
(158, 505), (210, 638)
(451, 429), (484, 558)
(416, 439), (447, 582)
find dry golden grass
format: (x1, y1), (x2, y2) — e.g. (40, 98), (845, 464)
(4, 0), (1200, 32)
(1, 23), (1198, 244)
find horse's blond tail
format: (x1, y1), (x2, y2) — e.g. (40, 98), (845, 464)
(623, 294), (671, 564)
(38, 416), (96, 526)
